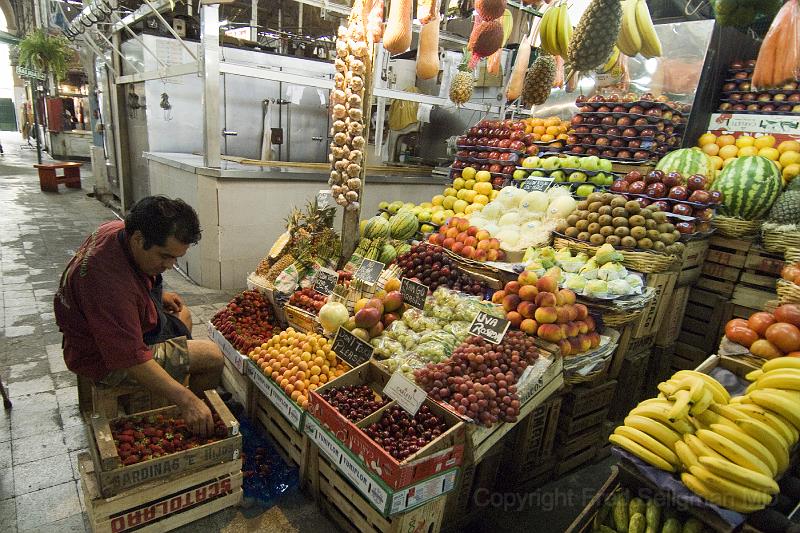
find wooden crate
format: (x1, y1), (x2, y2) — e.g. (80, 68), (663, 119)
(86, 390), (242, 498)
(608, 349), (651, 421)
(221, 356), (253, 416)
(594, 420), (616, 462)
(503, 395), (563, 481)
(559, 406), (610, 438)
(555, 429), (599, 477)
(284, 304), (322, 334)
(609, 323), (655, 379)
(677, 288), (731, 354)
(561, 380), (617, 418)
(671, 342), (711, 372)
(79, 453), (242, 533)
(644, 344), (675, 396)
(697, 236), (752, 296)
(674, 238), (710, 287)
(654, 285), (692, 348)
(252, 389), (305, 468)
(632, 272), (679, 338)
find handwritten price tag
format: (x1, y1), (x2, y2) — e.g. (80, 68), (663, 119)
(522, 176), (554, 192)
(400, 278), (428, 310)
(313, 268), (338, 296)
(383, 372), (428, 416)
(332, 327), (374, 368)
(468, 311), (510, 344)
(354, 258), (384, 285)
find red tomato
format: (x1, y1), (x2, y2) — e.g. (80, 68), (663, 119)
(726, 326), (759, 348)
(748, 312), (777, 337)
(773, 304), (800, 328)
(765, 322), (800, 354)
(786, 351), (800, 358)
(782, 264), (800, 282)
(725, 319), (750, 338)
(750, 339), (783, 360)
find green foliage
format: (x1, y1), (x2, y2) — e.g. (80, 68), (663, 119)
(18, 29), (72, 81)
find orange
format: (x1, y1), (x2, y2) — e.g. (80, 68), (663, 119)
(698, 133), (717, 147)
(533, 125), (546, 135)
(717, 134), (736, 147)
(546, 126), (560, 136)
(754, 135), (776, 149)
(702, 143), (720, 157)
(718, 145), (738, 160)
(735, 135), (755, 148)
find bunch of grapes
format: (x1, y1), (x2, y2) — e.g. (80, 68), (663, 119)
(211, 290), (277, 353)
(394, 244), (486, 296)
(289, 287), (327, 314)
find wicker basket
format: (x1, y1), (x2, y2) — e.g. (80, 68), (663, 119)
(787, 248), (800, 263)
(712, 216), (761, 239)
(762, 228), (800, 254)
(553, 236), (677, 273)
(777, 279), (800, 304)
(602, 308), (645, 328)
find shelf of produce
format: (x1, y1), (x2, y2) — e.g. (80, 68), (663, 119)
(85, 389), (242, 498)
(78, 453), (242, 533)
(284, 304), (323, 335)
(251, 386), (306, 468)
(207, 321), (250, 374)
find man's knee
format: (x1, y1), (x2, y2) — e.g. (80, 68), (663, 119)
(188, 339), (224, 373)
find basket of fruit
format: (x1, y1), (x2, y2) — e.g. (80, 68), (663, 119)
(712, 215), (761, 239)
(761, 224), (800, 254)
(776, 279), (800, 304)
(554, 236), (677, 274)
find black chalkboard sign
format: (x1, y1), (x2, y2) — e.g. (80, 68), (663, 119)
(313, 268), (338, 296)
(521, 176), (555, 192)
(468, 311), (510, 344)
(400, 277), (428, 310)
(332, 327), (374, 367)
(354, 258), (384, 284)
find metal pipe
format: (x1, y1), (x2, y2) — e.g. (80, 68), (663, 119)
(110, 12), (169, 69)
(80, 35), (119, 78)
(141, 0), (198, 60)
(93, 30), (142, 74)
(250, 0), (257, 42)
(201, 4), (221, 168)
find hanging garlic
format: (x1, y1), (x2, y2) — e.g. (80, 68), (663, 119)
(345, 190), (359, 202)
(334, 132), (348, 146)
(346, 163), (362, 177)
(348, 108), (363, 121)
(335, 58), (347, 72)
(331, 184), (344, 196)
(336, 194), (348, 206)
(350, 59), (365, 75)
(333, 119), (347, 132)
(332, 104), (347, 119)
(334, 72), (345, 87)
(349, 149), (363, 164)
(330, 170), (341, 182)
(347, 94), (362, 108)
(346, 201), (360, 211)
(348, 121), (363, 136)
(347, 177), (362, 190)
(331, 90), (347, 105)
(349, 76), (364, 92)
(334, 159), (349, 172)
(352, 136), (365, 149)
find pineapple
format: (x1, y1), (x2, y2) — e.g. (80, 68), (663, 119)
(522, 53), (556, 107)
(767, 190), (800, 225)
(567, 0), (623, 72)
(449, 53), (474, 106)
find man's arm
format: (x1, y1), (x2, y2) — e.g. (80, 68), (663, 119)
(126, 360), (214, 436)
(162, 291), (183, 313)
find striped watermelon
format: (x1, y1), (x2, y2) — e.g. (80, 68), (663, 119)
(711, 156), (782, 220)
(389, 211), (419, 240)
(655, 148), (714, 180)
(363, 216), (391, 239)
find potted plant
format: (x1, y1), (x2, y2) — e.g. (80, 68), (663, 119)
(18, 29), (72, 81)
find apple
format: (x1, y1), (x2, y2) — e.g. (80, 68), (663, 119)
(663, 172), (683, 188)
(668, 186), (689, 200)
(688, 190), (711, 204)
(676, 221), (696, 234)
(650, 200), (670, 212)
(645, 182), (667, 198)
(672, 203), (693, 217)
(693, 207), (714, 221)
(709, 191), (723, 205)
(629, 181), (647, 194)
(687, 174), (708, 191)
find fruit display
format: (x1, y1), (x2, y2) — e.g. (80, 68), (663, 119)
(567, 93), (687, 163)
(592, 489), (704, 533)
(318, 384), (389, 423)
(352, 218), (412, 264)
(558, 191), (688, 256)
(491, 272), (600, 356)
(610, 169), (719, 237)
(655, 147), (715, 181)
(248, 328), (350, 409)
(428, 217), (504, 262)
(538, 1), (571, 59)
(520, 116), (571, 146)
(466, 186), (576, 253)
(328, 5), (368, 211)
(211, 290), (278, 353)
(723, 303), (800, 358)
(363, 404), (448, 460)
(766, 178), (800, 226)
(698, 133), (800, 184)
(414, 331), (539, 426)
(752, 2), (800, 90)
(718, 59), (800, 114)
(616, 0), (662, 58)
(711, 155), (782, 220)
(111, 409), (230, 465)
(567, 0), (623, 72)
(516, 155), (617, 197)
(394, 244), (488, 296)
(446, 166), (501, 215)
(521, 53), (557, 107)
(780, 262), (800, 285)
(454, 120), (541, 182)
(289, 287), (328, 314)
(609, 363), (800, 514)
(449, 54), (475, 106)
(344, 289), (407, 342)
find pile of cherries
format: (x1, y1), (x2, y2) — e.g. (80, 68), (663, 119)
(319, 384), (388, 423)
(363, 404), (448, 461)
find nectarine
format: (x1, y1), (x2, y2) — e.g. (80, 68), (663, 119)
(535, 306), (558, 324)
(519, 285), (538, 302)
(536, 276), (559, 294)
(505, 281), (521, 294)
(538, 323), (563, 342)
(502, 294), (521, 312)
(520, 318), (538, 335)
(535, 292), (557, 307)
(518, 270), (539, 286)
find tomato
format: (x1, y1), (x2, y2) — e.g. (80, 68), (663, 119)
(726, 326), (759, 348)
(786, 351), (800, 358)
(765, 322), (800, 354)
(750, 339), (783, 360)
(782, 264), (800, 282)
(773, 304), (800, 328)
(748, 312), (777, 337)
(725, 319), (750, 338)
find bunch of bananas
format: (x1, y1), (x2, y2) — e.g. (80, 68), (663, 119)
(539, 1), (571, 58)
(610, 360), (800, 514)
(616, 0), (662, 58)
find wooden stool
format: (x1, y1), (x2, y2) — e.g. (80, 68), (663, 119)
(33, 162), (82, 192)
(77, 375), (169, 418)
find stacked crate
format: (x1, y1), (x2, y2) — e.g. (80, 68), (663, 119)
(499, 396), (562, 487)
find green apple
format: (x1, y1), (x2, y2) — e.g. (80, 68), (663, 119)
(541, 157), (560, 170)
(580, 156), (600, 171)
(531, 170), (547, 177)
(590, 172), (606, 186)
(568, 171), (587, 183)
(417, 209), (431, 222)
(576, 184), (595, 197)
(599, 159), (613, 172)
(431, 211), (447, 225)
(563, 155), (580, 168)
(522, 156), (541, 168)
(513, 169), (528, 181)
(604, 174), (615, 186)
(551, 170), (567, 182)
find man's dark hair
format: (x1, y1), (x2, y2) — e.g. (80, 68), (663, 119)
(124, 196), (201, 249)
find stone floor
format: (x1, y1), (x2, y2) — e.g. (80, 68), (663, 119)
(0, 131), (614, 532)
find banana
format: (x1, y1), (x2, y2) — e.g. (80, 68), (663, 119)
(637, 398), (674, 408)
(746, 369), (763, 382)
(755, 373), (800, 391)
(680, 376), (705, 404)
(735, 418), (790, 474)
(614, 426), (680, 468)
(698, 456), (780, 495)
(708, 403), (751, 424)
(690, 389), (714, 416)
(753, 387), (800, 402)
(609, 434), (676, 472)
(729, 403), (798, 445)
(540, 4), (559, 56)
(674, 440), (699, 471)
(599, 46), (620, 74)
(668, 390), (692, 422)
(635, 0), (662, 58)
(763, 357), (800, 373)
(709, 424), (778, 477)
(688, 465), (773, 506)
(684, 434), (725, 461)
(749, 389), (800, 430)
(673, 370), (730, 404)
(696, 429), (773, 477)
(555, 2), (572, 59)
(616, 0), (641, 57)
(680, 472), (767, 513)
(694, 409), (738, 431)
(630, 403), (695, 434)
(623, 415), (681, 449)
(657, 381), (678, 397)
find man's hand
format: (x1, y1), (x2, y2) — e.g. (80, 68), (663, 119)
(177, 392), (214, 437)
(162, 291), (184, 313)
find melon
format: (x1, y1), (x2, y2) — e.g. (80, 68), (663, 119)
(655, 148), (714, 180)
(711, 156), (782, 220)
(389, 211), (419, 240)
(363, 216), (391, 239)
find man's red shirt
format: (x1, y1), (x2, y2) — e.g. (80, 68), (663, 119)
(54, 220), (159, 380)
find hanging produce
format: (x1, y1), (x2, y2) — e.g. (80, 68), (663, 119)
(505, 32), (531, 101)
(486, 49), (501, 75)
(417, 0), (439, 24)
(567, 0), (623, 72)
(467, 15), (504, 67)
(616, 0), (661, 58)
(752, 0), (800, 90)
(449, 53), (475, 105)
(364, 0), (385, 42)
(539, 1), (571, 58)
(552, 55), (564, 88)
(416, 12), (441, 79)
(714, 0), (782, 32)
(521, 53), (556, 107)
(475, 0), (506, 20)
(384, 0), (413, 54)
(329, 1), (369, 211)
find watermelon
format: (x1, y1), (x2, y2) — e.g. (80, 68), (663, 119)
(363, 216), (391, 239)
(389, 211), (419, 240)
(711, 156), (782, 220)
(655, 148), (714, 180)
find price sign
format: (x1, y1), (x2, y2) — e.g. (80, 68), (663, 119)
(400, 277), (428, 310)
(313, 268), (339, 296)
(383, 372), (428, 416)
(332, 326), (374, 368)
(522, 176), (555, 192)
(354, 258), (384, 285)
(468, 311), (510, 344)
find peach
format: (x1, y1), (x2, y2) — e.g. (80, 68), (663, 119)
(476, 229), (491, 241)
(535, 292), (557, 307)
(477, 240), (492, 251)
(565, 304), (578, 322)
(534, 306), (558, 324)
(491, 290), (506, 304)
(568, 336), (582, 353)
(574, 303), (589, 320)
(486, 249), (499, 261)
(518, 301), (537, 319)
(496, 250), (506, 261)
(538, 323), (563, 342)
(507, 311), (523, 328)
(467, 226), (479, 237)
(559, 288), (577, 305)
(474, 249), (488, 261)
(456, 232), (467, 243)
(464, 236), (478, 248)
(588, 332), (601, 349)
(446, 227), (459, 239)
(556, 306), (571, 324)
(503, 294), (522, 312)
(566, 321), (580, 338)
(520, 318), (538, 335)
(443, 237), (456, 249)
(434, 233), (446, 245)
(578, 334), (592, 352)
(452, 242), (464, 255)
(366, 298), (384, 314)
(519, 285), (538, 302)
(558, 339), (572, 357)
(577, 320), (589, 335)
(462, 245), (476, 258)
(518, 270), (539, 286)
(439, 225), (449, 235)
(555, 291), (565, 306)
(456, 218), (470, 232)
(585, 315), (596, 332)
(489, 238), (501, 250)
(561, 324), (569, 339)
(428, 234), (438, 244)
(505, 281), (521, 294)
(536, 276), (559, 294)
